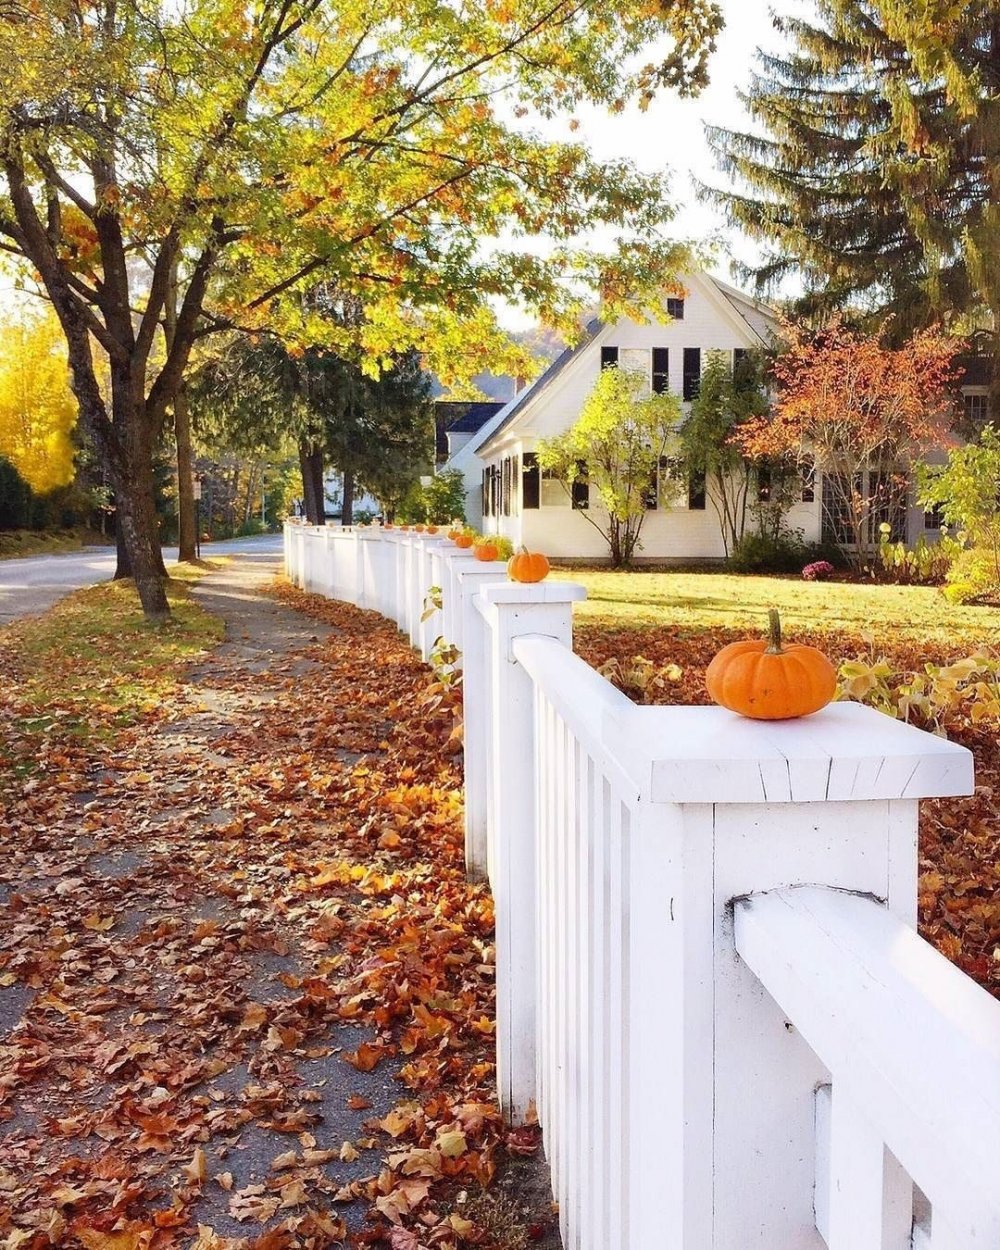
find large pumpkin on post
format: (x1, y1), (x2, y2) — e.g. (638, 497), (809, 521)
(507, 548), (550, 583)
(706, 610), (836, 720)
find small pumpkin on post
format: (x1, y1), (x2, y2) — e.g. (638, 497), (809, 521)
(706, 609), (837, 720)
(507, 547), (550, 583)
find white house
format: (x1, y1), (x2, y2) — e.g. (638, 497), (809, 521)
(444, 271), (973, 561)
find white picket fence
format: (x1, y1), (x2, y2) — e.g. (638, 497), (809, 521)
(284, 520), (1000, 1250)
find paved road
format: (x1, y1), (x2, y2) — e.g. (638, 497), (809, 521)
(0, 533), (284, 623)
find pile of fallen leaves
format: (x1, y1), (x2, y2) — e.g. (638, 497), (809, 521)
(0, 577), (548, 1249)
(575, 620), (1000, 996)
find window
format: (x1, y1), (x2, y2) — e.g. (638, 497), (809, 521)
(644, 463), (659, 510)
(683, 348), (701, 401)
(924, 503), (944, 530)
(600, 346), (619, 370)
(501, 457), (511, 517)
(652, 348), (669, 395)
(964, 392), (990, 424)
(522, 452), (540, 509)
(821, 469), (905, 545)
(571, 459), (589, 510)
(541, 468), (569, 507)
(688, 470), (706, 510)
(757, 463), (771, 503)
(666, 297), (685, 320)
(800, 458), (816, 504)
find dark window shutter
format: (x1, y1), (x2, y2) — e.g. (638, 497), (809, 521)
(683, 348), (701, 401)
(601, 346), (619, 370)
(572, 459), (589, 510)
(666, 298), (685, 320)
(652, 348), (669, 394)
(688, 470), (706, 510)
(522, 452), (540, 509)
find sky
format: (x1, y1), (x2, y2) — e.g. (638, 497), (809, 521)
(0, 0), (796, 320)
(490, 0), (802, 329)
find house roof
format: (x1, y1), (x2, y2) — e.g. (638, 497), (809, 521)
(436, 400), (506, 433)
(434, 400), (505, 460)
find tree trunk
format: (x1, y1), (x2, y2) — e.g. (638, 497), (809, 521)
(298, 439), (325, 524)
(174, 385), (198, 562)
(341, 470), (355, 526)
(114, 511), (132, 580)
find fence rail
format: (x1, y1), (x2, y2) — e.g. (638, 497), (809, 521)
(284, 520), (994, 1250)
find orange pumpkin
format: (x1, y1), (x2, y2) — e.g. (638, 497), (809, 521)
(426, 524), (438, 534)
(446, 528), (461, 541)
(705, 610), (836, 720)
(474, 541), (499, 562)
(399, 524), (410, 531)
(414, 523), (425, 532)
(507, 548), (550, 583)
(454, 533), (474, 549)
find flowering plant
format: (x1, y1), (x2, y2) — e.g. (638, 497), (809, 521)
(802, 560), (836, 581)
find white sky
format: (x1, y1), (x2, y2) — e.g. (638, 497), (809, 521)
(1, 0), (795, 322)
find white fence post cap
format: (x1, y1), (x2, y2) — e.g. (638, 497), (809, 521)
(607, 701), (974, 804)
(480, 582), (587, 606)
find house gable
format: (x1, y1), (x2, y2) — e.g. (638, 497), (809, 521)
(473, 272), (776, 458)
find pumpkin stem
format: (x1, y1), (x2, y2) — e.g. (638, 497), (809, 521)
(766, 608), (783, 654)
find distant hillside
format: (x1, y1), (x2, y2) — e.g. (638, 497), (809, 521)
(428, 324), (568, 402)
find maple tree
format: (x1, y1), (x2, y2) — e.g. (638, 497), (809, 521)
(536, 365), (682, 567)
(735, 318), (960, 566)
(0, 307), (77, 494)
(0, 0), (721, 618)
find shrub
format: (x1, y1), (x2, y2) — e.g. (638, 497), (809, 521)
(877, 524), (959, 584)
(597, 655), (683, 703)
(942, 547), (1000, 604)
(802, 560), (835, 581)
(729, 529), (807, 573)
(838, 651), (1000, 732)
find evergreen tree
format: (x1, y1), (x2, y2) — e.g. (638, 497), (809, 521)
(702, 1), (998, 399)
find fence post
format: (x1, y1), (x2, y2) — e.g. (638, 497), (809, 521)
(610, 703), (974, 1248)
(454, 561), (509, 879)
(479, 583), (587, 1126)
(439, 545), (475, 662)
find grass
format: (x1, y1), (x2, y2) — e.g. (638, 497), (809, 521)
(552, 567), (1000, 646)
(0, 528), (109, 560)
(0, 563), (225, 758)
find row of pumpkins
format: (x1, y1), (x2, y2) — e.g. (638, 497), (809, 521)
(385, 523), (837, 721)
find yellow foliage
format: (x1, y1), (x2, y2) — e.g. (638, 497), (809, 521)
(0, 309), (77, 492)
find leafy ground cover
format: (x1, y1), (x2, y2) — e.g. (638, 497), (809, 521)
(0, 561), (550, 1249)
(554, 567), (1000, 645)
(574, 600), (1000, 997)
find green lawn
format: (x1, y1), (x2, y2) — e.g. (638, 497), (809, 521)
(552, 568), (1000, 645)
